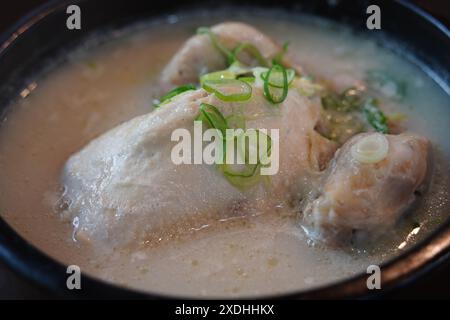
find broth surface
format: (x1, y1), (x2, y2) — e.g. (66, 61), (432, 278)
(0, 10), (449, 297)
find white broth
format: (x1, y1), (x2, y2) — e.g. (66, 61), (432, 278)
(0, 10), (449, 297)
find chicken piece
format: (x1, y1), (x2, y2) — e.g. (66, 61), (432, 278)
(61, 87), (335, 247)
(160, 22), (299, 91)
(301, 132), (430, 245)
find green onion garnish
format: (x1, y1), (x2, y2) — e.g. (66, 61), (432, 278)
(227, 61), (253, 76)
(222, 163), (259, 178)
(197, 27), (234, 64)
(199, 103), (228, 137)
(230, 42), (269, 67)
(263, 64), (289, 104)
(272, 41), (290, 65)
(238, 76), (256, 84)
(221, 130), (272, 189)
(252, 67), (269, 88)
(236, 129), (272, 165)
(202, 79), (252, 102)
(363, 98), (389, 134)
(200, 70), (236, 86)
(196, 103), (271, 189)
(200, 62), (253, 86)
(154, 84), (197, 108)
(221, 166), (263, 189)
(261, 68), (295, 88)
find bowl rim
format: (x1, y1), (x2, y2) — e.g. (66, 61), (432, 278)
(0, 0), (449, 299)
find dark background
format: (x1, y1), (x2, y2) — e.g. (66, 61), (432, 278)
(0, 0), (449, 299)
(0, 0), (446, 31)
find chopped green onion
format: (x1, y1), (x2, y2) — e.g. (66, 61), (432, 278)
(154, 84), (197, 108)
(252, 67), (269, 88)
(198, 103), (228, 137)
(222, 163), (259, 178)
(197, 27), (234, 65)
(272, 41), (290, 65)
(203, 79), (252, 102)
(236, 129), (272, 165)
(263, 64), (289, 104)
(230, 42), (269, 67)
(363, 98), (389, 134)
(200, 70), (235, 86)
(199, 61), (254, 86)
(196, 103), (271, 189)
(351, 133), (389, 164)
(221, 130), (272, 189)
(286, 69), (297, 86)
(238, 76), (256, 84)
(220, 166), (263, 189)
(261, 68), (295, 88)
(227, 61), (253, 76)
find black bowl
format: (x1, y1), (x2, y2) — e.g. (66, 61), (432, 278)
(0, 0), (449, 299)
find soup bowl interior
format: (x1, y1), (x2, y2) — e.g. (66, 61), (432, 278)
(0, 0), (449, 299)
